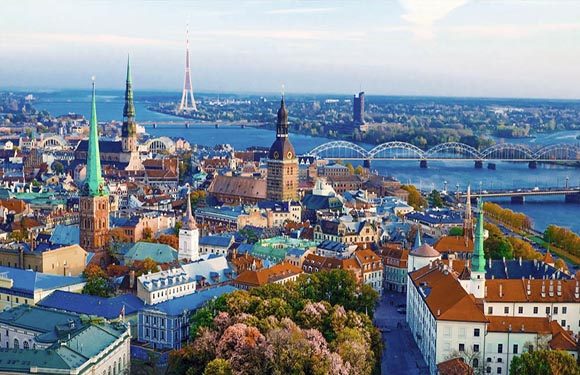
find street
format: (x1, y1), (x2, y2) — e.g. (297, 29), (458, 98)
(374, 291), (429, 375)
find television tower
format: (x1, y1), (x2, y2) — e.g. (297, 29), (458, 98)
(179, 25), (197, 112)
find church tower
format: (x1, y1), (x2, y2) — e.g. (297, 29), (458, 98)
(121, 57), (144, 171)
(463, 185), (474, 242)
(122, 56), (137, 153)
(267, 96), (298, 201)
(470, 198), (486, 298)
(79, 80), (110, 255)
(178, 190), (200, 261)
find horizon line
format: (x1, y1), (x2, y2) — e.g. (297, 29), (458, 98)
(4, 86), (580, 102)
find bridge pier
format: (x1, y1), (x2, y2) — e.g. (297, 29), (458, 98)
(185, 123), (189, 128)
(528, 161), (537, 169)
(363, 159), (371, 169)
(565, 193), (580, 203)
(511, 196), (525, 204)
(474, 160), (483, 169)
(487, 163), (496, 170)
(419, 160), (428, 169)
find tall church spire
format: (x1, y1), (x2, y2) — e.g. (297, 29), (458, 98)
(122, 56), (138, 154)
(84, 79), (107, 197)
(182, 189), (197, 230)
(463, 185), (474, 241)
(472, 198), (486, 273)
(123, 55), (136, 120)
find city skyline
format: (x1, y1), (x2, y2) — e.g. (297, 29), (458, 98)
(2, 0), (580, 99)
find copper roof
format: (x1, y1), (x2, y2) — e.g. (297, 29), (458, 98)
(410, 243), (440, 258)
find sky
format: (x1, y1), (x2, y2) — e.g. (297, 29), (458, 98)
(1, 0), (580, 98)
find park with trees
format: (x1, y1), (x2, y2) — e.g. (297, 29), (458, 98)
(168, 269), (381, 375)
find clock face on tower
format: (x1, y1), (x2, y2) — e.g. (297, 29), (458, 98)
(287, 151), (293, 159)
(273, 151), (279, 160)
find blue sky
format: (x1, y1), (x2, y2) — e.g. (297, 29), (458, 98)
(2, 0), (580, 98)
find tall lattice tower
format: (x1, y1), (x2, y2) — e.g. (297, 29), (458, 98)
(179, 25), (197, 112)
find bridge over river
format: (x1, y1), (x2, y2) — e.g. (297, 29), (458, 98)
(306, 141), (580, 169)
(457, 186), (580, 204)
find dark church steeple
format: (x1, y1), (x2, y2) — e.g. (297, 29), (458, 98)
(276, 97), (289, 137)
(122, 55), (137, 153)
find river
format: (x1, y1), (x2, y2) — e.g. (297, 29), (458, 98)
(33, 89), (580, 234)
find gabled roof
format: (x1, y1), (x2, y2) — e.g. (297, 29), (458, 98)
(410, 264), (487, 323)
(38, 290), (144, 319)
(143, 285), (237, 316)
(0, 266), (85, 296)
(199, 235), (234, 248)
(50, 224), (80, 246)
(123, 242), (178, 264)
(235, 262), (302, 287)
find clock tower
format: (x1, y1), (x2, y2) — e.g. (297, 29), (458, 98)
(267, 96), (298, 201)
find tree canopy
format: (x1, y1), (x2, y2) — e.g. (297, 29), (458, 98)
(509, 350), (579, 375)
(169, 270), (381, 375)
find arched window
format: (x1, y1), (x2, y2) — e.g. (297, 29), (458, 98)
(473, 358), (479, 368)
(23, 341), (29, 349)
(13, 338), (19, 349)
(113, 361), (117, 375)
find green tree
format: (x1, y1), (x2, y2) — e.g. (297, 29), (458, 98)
(354, 165), (364, 175)
(202, 359), (232, 375)
(345, 163), (355, 175)
(401, 185), (427, 211)
(428, 189), (444, 208)
(510, 350), (579, 375)
(82, 276), (112, 297)
(484, 223), (514, 260)
(448, 227), (464, 236)
(51, 161), (64, 174)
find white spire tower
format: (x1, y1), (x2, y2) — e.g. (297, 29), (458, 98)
(178, 189), (200, 261)
(179, 24), (197, 112)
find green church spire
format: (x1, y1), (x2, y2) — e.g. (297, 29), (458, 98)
(472, 198), (486, 273)
(123, 55), (136, 120)
(84, 79), (108, 197)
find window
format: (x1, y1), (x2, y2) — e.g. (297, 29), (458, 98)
(518, 306), (523, 314)
(474, 344), (480, 352)
(497, 367), (502, 374)
(474, 328), (480, 337)
(546, 307), (550, 315)
(487, 358), (492, 363)
(533, 307), (538, 314)
(504, 306), (509, 314)
(498, 358), (503, 363)
(13, 338), (19, 349)
(23, 341), (28, 349)
(554, 307), (558, 315)
(473, 358), (479, 368)
(459, 344), (465, 352)
(563, 307), (567, 314)
(498, 344), (503, 353)
(488, 306), (493, 314)
(561, 320), (566, 328)
(513, 344), (518, 354)
(486, 367), (491, 374)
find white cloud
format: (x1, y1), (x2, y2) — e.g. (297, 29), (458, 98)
(1, 32), (182, 49)
(197, 29), (365, 42)
(398, 0), (469, 39)
(265, 7), (336, 15)
(441, 23), (580, 38)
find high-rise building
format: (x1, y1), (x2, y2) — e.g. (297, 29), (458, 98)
(179, 26), (197, 112)
(79, 80), (110, 257)
(267, 97), (298, 201)
(178, 190), (200, 261)
(353, 91), (365, 125)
